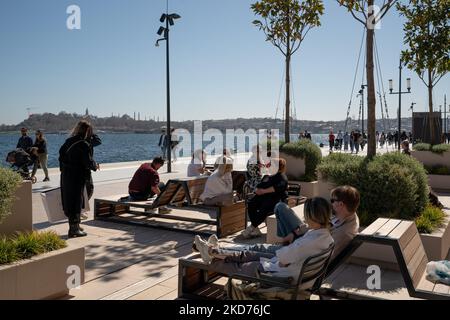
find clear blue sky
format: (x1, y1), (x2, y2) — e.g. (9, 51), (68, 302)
(0, 0), (448, 125)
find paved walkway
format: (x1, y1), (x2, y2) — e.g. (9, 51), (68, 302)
(31, 146), (401, 300)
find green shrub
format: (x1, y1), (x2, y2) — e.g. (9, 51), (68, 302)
(426, 165), (450, 175)
(0, 231), (67, 265)
(414, 143), (431, 151)
(317, 152), (429, 226)
(414, 143), (450, 154)
(0, 238), (19, 265)
(416, 205), (446, 234)
(281, 140), (322, 182)
(431, 144), (450, 155)
(0, 168), (22, 224)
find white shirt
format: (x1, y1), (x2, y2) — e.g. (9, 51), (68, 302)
(200, 171), (233, 201)
(260, 228), (334, 282)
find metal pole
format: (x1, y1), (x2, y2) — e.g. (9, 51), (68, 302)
(166, 17), (172, 172)
(398, 59), (402, 151)
(362, 86), (365, 135)
(444, 94), (447, 134)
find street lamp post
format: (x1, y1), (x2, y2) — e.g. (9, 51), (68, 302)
(445, 94), (447, 135)
(389, 59), (412, 151)
(156, 12), (181, 173)
(356, 84), (367, 135)
(409, 102), (416, 143)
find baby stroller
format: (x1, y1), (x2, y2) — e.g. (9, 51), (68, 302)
(6, 148), (37, 184)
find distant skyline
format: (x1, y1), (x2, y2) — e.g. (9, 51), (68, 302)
(0, 0), (448, 125)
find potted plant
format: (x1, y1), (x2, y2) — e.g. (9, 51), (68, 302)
(0, 231), (85, 300)
(0, 167), (32, 236)
(280, 140), (322, 198)
(412, 143), (450, 168)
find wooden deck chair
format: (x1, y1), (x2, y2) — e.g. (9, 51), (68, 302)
(319, 218), (450, 300)
(227, 243), (335, 300)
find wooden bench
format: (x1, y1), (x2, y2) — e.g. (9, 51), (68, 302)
(320, 218), (450, 300)
(178, 244), (334, 300)
(95, 176), (246, 238)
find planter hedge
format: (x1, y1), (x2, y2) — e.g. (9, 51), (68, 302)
(280, 140), (322, 182)
(317, 153), (429, 226)
(0, 168), (22, 224)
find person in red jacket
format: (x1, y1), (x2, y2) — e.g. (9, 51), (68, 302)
(328, 131), (335, 152)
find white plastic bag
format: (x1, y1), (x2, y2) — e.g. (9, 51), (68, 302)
(40, 187), (90, 223)
(426, 261), (450, 285)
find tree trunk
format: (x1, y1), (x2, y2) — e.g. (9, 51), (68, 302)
(428, 68), (435, 143)
(285, 54), (291, 143)
(366, 14), (376, 158)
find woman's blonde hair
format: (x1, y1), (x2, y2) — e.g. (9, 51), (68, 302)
(304, 197), (332, 229)
(217, 159), (233, 176)
(71, 120), (93, 140)
(35, 130), (44, 141)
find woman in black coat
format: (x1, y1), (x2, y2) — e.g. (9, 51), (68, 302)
(59, 120), (99, 238)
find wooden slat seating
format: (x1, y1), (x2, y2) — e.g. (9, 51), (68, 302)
(94, 178), (218, 236)
(321, 218), (450, 300)
(178, 244), (335, 300)
(95, 175), (247, 238)
(174, 175), (247, 238)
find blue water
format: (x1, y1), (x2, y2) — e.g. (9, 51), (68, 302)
(0, 133), (328, 168)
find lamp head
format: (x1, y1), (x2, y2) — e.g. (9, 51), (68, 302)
(389, 79), (393, 93)
(406, 78), (411, 92)
(157, 26), (165, 36)
(160, 14), (167, 23)
(169, 13), (181, 20)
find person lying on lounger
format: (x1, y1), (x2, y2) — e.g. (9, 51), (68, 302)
(193, 197), (334, 283)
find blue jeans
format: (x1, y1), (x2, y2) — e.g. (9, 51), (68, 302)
(274, 202), (304, 238)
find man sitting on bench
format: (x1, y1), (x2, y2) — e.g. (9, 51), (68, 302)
(128, 157), (171, 214)
(275, 185), (360, 259)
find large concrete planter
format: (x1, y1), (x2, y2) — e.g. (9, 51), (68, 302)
(280, 152), (305, 181)
(0, 245), (85, 300)
(317, 175), (336, 201)
(421, 211), (450, 261)
(0, 181), (33, 236)
(350, 211), (450, 270)
(412, 150), (450, 168)
(428, 174), (450, 192)
(297, 181), (319, 199)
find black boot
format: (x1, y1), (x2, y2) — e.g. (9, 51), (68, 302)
(68, 223), (87, 238)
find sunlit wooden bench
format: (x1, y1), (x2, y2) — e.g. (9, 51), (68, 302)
(320, 218), (450, 300)
(94, 176), (247, 237)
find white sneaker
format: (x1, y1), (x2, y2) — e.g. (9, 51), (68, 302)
(194, 235), (213, 264)
(207, 234), (219, 249)
(144, 208), (157, 214)
(80, 212), (89, 220)
(241, 225), (262, 239)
